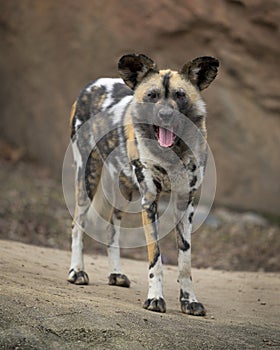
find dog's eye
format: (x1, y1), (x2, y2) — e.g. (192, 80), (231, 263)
(175, 90), (186, 100)
(147, 90), (160, 102)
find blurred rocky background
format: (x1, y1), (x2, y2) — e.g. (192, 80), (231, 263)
(0, 0), (279, 271)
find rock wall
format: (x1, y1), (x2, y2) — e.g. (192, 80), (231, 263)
(0, 0), (279, 214)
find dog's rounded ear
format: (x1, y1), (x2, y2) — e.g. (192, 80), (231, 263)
(181, 56), (219, 91)
(118, 54), (158, 90)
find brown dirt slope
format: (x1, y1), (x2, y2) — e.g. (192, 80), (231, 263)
(0, 240), (279, 350)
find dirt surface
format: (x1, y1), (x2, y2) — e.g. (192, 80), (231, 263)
(0, 240), (279, 350)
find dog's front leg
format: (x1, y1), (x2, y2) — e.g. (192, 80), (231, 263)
(132, 161), (166, 313)
(142, 196), (166, 313)
(175, 194), (206, 316)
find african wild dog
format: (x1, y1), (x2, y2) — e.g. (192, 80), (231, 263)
(67, 54), (219, 315)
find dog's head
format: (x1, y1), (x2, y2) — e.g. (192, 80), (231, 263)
(118, 54), (219, 149)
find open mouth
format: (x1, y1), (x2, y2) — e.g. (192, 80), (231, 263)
(154, 126), (176, 148)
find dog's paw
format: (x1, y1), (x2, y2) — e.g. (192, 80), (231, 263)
(181, 301), (206, 316)
(143, 298), (166, 313)
(67, 269), (89, 285)
(108, 273), (130, 288)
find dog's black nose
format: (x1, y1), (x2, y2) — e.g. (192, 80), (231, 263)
(158, 107), (173, 121)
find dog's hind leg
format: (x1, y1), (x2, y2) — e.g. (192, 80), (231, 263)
(67, 143), (102, 285)
(67, 204), (90, 285)
(107, 208), (130, 288)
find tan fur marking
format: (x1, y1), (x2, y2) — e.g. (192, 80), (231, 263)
(134, 73), (162, 100)
(108, 138), (115, 149)
(168, 72), (200, 104)
(201, 119), (207, 136)
(69, 100), (77, 127)
(96, 92), (107, 111)
(142, 210), (157, 263)
(134, 70), (201, 105)
(124, 107), (139, 161)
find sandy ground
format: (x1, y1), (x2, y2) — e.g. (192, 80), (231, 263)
(0, 240), (279, 350)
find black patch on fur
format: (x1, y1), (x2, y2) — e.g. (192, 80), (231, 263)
(173, 95), (204, 126)
(190, 163), (197, 172)
(131, 160), (144, 183)
(188, 212), (194, 224)
(113, 209), (122, 220)
(71, 118), (76, 140)
(174, 92), (192, 114)
(154, 165), (167, 175)
(119, 59), (142, 89)
(149, 247), (161, 269)
(143, 89), (160, 103)
(182, 239), (190, 251)
(147, 201), (157, 220)
(153, 178), (162, 193)
(109, 83), (133, 108)
(118, 54), (158, 90)
(71, 81), (113, 139)
(178, 236), (190, 252)
(163, 72), (171, 98)
(181, 56), (219, 91)
(180, 289), (190, 302)
(190, 176), (197, 188)
(149, 273), (154, 279)
(176, 222), (190, 251)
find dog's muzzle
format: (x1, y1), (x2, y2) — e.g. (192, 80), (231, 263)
(155, 107), (176, 148)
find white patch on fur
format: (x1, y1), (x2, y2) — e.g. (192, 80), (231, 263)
(94, 78), (125, 111)
(74, 118), (82, 131)
(70, 225), (84, 271)
(196, 98), (206, 115)
(176, 203), (198, 303)
(94, 78), (124, 90)
(142, 168), (157, 195)
(147, 258), (164, 299)
(178, 252), (198, 303)
(72, 140), (82, 168)
(122, 162), (138, 187)
(111, 95), (133, 125)
(106, 162), (118, 177)
(108, 214), (122, 273)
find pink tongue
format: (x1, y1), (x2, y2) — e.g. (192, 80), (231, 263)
(158, 127), (174, 147)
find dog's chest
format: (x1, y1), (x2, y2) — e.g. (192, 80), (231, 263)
(141, 160), (199, 194)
